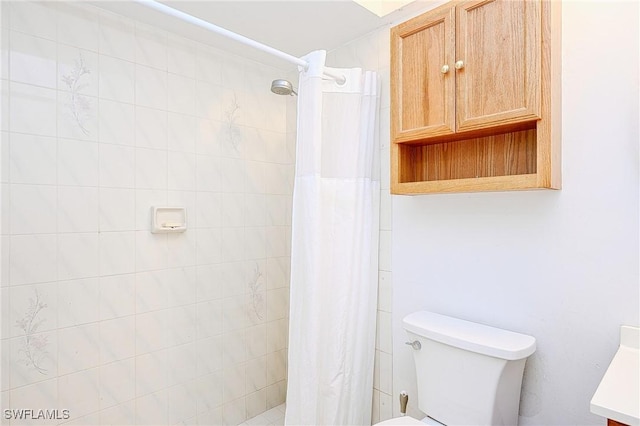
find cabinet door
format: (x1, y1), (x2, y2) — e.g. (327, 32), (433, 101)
(455, 0), (541, 132)
(391, 4), (455, 142)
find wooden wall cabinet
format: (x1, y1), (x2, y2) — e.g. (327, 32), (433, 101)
(390, 0), (561, 195)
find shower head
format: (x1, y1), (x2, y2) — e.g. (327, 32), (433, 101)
(271, 79), (297, 96)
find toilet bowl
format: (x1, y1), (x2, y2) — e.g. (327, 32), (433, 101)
(373, 311), (536, 426)
(376, 415), (442, 425)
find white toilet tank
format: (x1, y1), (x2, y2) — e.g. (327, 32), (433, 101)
(403, 311), (536, 426)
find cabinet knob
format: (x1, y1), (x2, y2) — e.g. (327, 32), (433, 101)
(440, 64), (450, 74)
(455, 60), (464, 70)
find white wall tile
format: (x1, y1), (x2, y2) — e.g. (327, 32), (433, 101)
(379, 230), (392, 272)
(379, 351), (392, 395)
(1, 133), (8, 183)
(58, 278), (99, 328)
(246, 356), (266, 392)
(378, 271), (392, 313)
(265, 319), (287, 354)
(220, 158), (246, 194)
(135, 147), (167, 190)
(99, 188), (135, 232)
(195, 336), (223, 376)
(99, 55), (134, 104)
(195, 118), (221, 157)
(167, 304), (196, 346)
(168, 34), (196, 79)
(223, 397), (247, 426)
(195, 228), (222, 265)
(57, 186), (99, 233)
(195, 373), (223, 416)
(168, 382), (198, 425)
(0, 81), (7, 133)
(195, 45), (222, 85)
(221, 193), (244, 228)
(57, 45), (98, 96)
(245, 194), (266, 227)
(135, 349), (168, 395)
(380, 190), (392, 231)
(195, 264), (223, 302)
(379, 391), (392, 422)
(168, 73), (196, 116)
(10, 379), (58, 417)
(372, 389), (380, 425)
(57, 91), (98, 142)
(9, 330), (57, 387)
(99, 358), (135, 408)
(135, 23), (167, 71)
(9, 1), (57, 41)
(219, 262), (245, 299)
(59, 369), (101, 420)
(10, 234), (57, 285)
(376, 311), (392, 354)
(167, 343), (197, 386)
(195, 192), (221, 229)
(245, 227), (266, 261)
(195, 80), (223, 121)
(222, 362), (246, 404)
(168, 151), (196, 191)
(10, 31), (57, 88)
(135, 64), (167, 110)
(99, 274), (135, 320)
(99, 231), (135, 276)
(167, 231), (197, 268)
(135, 189), (167, 231)
(135, 106), (167, 150)
(10, 281), (58, 338)
(58, 233), (100, 280)
(195, 155), (222, 192)
(100, 401), (136, 425)
(222, 294), (248, 332)
(99, 316), (135, 363)
(57, 3), (99, 51)
(266, 288), (288, 322)
(196, 299), (223, 339)
(266, 257), (289, 290)
(135, 270), (168, 314)
(99, 11), (135, 62)
(100, 143), (135, 188)
(221, 227), (244, 263)
(99, 99), (135, 146)
(266, 349), (286, 386)
(266, 226), (287, 258)
(58, 139), (99, 187)
(10, 184), (57, 235)
(135, 389), (168, 425)
(10, 82), (57, 137)
(57, 324), (100, 375)
(168, 112), (196, 153)
(10, 133), (57, 185)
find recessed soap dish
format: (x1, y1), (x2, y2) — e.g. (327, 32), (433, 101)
(151, 206), (187, 233)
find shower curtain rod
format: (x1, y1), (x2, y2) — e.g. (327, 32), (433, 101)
(133, 0), (346, 84)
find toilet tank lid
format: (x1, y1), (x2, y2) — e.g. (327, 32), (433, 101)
(403, 311), (536, 360)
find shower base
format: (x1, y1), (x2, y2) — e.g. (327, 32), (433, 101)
(241, 403), (286, 426)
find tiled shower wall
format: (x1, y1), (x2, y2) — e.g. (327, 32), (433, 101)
(0, 2), (292, 425)
(327, 27), (393, 425)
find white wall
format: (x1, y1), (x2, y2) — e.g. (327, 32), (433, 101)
(392, 1), (639, 425)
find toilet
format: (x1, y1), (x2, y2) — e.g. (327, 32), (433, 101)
(376, 311), (536, 426)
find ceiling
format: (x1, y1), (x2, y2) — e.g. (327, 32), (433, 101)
(94, 0), (440, 70)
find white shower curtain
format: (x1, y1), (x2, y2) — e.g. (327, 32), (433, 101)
(285, 50), (380, 426)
